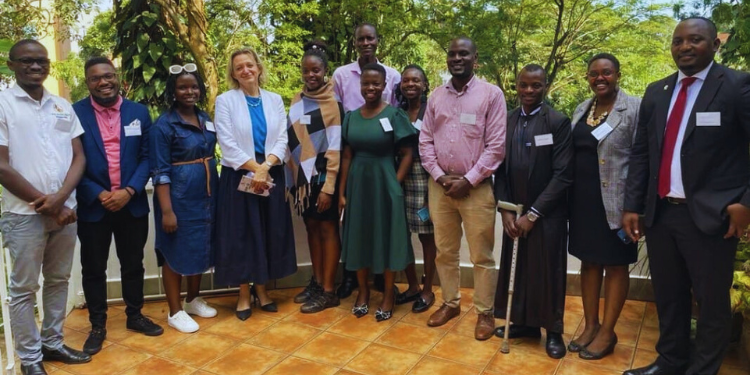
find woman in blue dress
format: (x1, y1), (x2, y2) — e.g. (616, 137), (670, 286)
(150, 65), (219, 333)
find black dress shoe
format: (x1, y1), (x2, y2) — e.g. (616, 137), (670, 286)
(41, 345), (91, 364)
(494, 325), (542, 339)
(83, 327), (106, 355)
(236, 308), (252, 321)
(579, 334), (617, 360)
(546, 332), (566, 359)
(21, 362), (47, 375)
(336, 276), (358, 299)
(412, 293), (435, 313)
(294, 277), (321, 304)
(623, 362), (683, 375)
(126, 315), (164, 336)
(395, 288), (421, 305)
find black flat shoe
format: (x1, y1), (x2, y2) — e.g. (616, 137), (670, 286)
(412, 293), (435, 313)
(375, 308), (393, 322)
(235, 308), (252, 321)
(494, 325), (542, 339)
(41, 345), (91, 364)
(395, 288), (421, 305)
(83, 327), (106, 355)
(545, 332), (566, 359)
(21, 362), (47, 375)
(352, 303), (369, 318)
(579, 334), (618, 360)
(568, 325), (599, 353)
(126, 315), (164, 336)
(260, 301), (278, 312)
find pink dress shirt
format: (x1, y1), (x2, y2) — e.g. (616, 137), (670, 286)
(91, 96), (123, 190)
(332, 60), (401, 112)
(419, 75), (507, 186)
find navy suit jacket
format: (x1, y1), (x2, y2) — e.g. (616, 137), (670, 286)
(73, 97), (152, 222)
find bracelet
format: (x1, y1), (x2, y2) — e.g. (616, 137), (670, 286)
(125, 187), (135, 196)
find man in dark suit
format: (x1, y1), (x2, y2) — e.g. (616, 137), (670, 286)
(623, 17), (750, 375)
(493, 64), (573, 358)
(73, 57), (163, 355)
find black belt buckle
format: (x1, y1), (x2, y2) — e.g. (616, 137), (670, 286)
(665, 197), (686, 205)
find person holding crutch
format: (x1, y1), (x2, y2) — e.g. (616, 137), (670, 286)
(493, 64), (573, 359)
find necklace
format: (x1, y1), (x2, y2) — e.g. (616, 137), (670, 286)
(586, 98), (609, 127)
(246, 95), (262, 107)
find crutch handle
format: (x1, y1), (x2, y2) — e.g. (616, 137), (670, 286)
(497, 201), (523, 216)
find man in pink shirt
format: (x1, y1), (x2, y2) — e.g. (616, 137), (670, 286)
(73, 57), (162, 355)
(419, 37), (507, 341)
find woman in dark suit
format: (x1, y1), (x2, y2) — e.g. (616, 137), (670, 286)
(568, 53), (641, 359)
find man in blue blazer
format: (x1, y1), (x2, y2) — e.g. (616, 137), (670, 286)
(73, 57), (163, 355)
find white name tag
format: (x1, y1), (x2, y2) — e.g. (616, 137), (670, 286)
(205, 121), (216, 132)
(460, 113), (476, 125)
(380, 118), (393, 132)
(591, 122), (614, 141)
(413, 119), (423, 131)
(54, 119), (72, 132)
(300, 115), (311, 125)
(534, 133), (553, 146)
(124, 119), (142, 137)
(696, 112), (721, 127)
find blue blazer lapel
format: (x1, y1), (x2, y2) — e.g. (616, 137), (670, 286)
(120, 101), (132, 160)
(81, 99), (107, 157)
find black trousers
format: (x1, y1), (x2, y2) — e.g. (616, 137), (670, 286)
(646, 201), (736, 375)
(78, 210), (149, 328)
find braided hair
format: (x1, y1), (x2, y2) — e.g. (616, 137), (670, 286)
(302, 40), (329, 70)
(395, 64), (430, 110)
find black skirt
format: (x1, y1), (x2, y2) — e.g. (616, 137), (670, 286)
(213, 157), (297, 286)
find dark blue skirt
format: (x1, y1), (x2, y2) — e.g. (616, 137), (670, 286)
(213, 161), (297, 286)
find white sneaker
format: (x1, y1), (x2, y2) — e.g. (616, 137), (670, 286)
(168, 310), (199, 333)
(183, 297), (218, 318)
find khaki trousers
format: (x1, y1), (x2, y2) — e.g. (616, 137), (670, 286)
(429, 179), (497, 313)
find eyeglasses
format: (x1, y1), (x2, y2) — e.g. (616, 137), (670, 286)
(86, 73), (117, 84)
(587, 70), (616, 79)
(169, 63), (198, 75)
(10, 57), (51, 67)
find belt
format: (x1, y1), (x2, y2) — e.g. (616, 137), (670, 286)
(664, 197), (687, 204)
(172, 156), (213, 196)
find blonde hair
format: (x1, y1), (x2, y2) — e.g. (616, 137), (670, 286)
(226, 47), (267, 89)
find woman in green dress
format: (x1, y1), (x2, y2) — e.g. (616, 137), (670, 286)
(338, 63), (417, 322)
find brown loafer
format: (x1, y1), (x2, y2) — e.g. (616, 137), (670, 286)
(475, 312), (495, 341)
(427, 303), (460, 327)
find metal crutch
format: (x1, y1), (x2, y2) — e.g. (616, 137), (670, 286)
(497, 201), (523, 354)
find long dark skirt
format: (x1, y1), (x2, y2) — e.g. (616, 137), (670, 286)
(214, 163), (297, 286)
(494, 217), (568, 333)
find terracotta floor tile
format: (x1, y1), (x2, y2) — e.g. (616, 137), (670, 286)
(283, 307), (348, 330)
(61, 328), (106, 352)
(202, 343), (284, 375)
(568, 343), (635, 372)
(718, 365), (750, 375)
(327, 313), (397, 341)
(619, 300), (647, 324)
(102, 314), (137, 343)
(643, 303), (659, 328)
(252, 297), (300, 319)
(119, 323), (191, 354)
(56, 344), (150, 375)
(335, 370), (364, 375)
(63, 309), (91, 332)
(139, 301), (170, 322)
(563, 312), (583, 335)
(565, 296), (584, 315)
(556, 359), (622, 375)
(248, 321), (321, 353)
(484, 347), (559, 375)
(345, 343), (421, 375)
(450, 310), (504, 339)
(160, 332), (238, 368)
(428, 332), (501, 369)
(204, 313), (275, 341)
(119, 357), (195, 375)
(721, 345), (749, 370)
(188, 304), (235, 330)
(205, 295), (239, 309)
(631, 348), (658, 369)
(407, 356), (481, 375)
(376, 322), (445, 354)
(293, 332), (370, 367)
(637, 325), (659, 351)
(189, 371), (215, 375)
(614, 319), (641, 347)
(264, 356), (339, 375)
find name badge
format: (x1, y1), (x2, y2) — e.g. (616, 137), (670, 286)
(591, 122), (614, 141)
(205, 121), (216, 132)
(124, 119), (142, 137)
(54, 118), (72, 132)
(696, 112), (721, 127)
(460, 113), (476, 125)
(380, 118), (393, 132)
(534, 133), (553, 146)
(413, 119), (423, 131)
(300, 115), (311, 125)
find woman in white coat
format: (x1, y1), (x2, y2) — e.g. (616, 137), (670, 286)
(214, 47), (297, 321)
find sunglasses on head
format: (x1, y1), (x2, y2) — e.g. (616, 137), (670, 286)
(169, 63), (198, 75)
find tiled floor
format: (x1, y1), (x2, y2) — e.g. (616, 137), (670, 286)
(16, 286), (750, 374)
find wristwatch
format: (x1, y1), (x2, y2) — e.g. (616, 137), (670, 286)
(527, 210), (540, 222)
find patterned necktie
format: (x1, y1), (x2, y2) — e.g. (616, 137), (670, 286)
(658, 76), (697, 198)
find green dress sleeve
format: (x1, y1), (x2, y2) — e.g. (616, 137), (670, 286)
(390, 107), (418, 145)
(342, 111), (352, 147)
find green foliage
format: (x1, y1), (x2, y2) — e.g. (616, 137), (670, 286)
(79, 10), (116, 59)
(0, 39), (12, 76)
(51, 52), (88, 102)
(733, 237), (750, 316)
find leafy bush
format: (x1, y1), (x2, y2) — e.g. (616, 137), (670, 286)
(731, 237), (750, 316)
